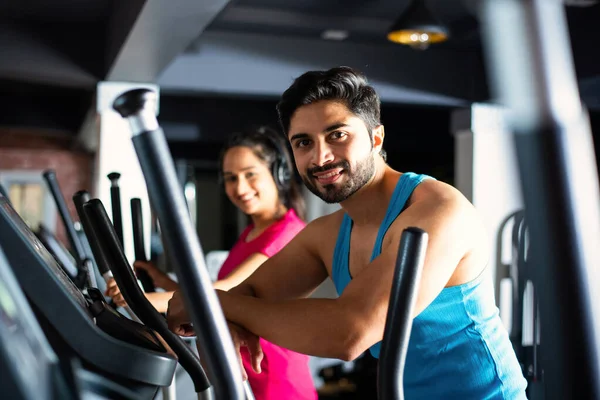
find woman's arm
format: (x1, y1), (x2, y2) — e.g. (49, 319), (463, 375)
(142, 254), (269, 312)
(134, 261), (179, 291)
(213, 253), (269, 291)
(107, 252), (267, 314)
(105, 278), (175, 313)
(143, 291), (176, 313)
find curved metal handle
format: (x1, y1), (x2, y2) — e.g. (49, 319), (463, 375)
(73, 191), (110, 277)
(83, 198), (210, 393)
(73, 191), (139, 321)
(378, 227), (428, 400)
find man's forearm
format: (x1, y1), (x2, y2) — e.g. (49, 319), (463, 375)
(217, 290), (359, 360)
(227, 282), (256, 297)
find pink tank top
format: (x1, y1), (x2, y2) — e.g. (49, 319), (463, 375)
(218, 209), (317, 400)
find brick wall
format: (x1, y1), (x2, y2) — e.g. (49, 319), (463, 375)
(0, 128), (94, 247)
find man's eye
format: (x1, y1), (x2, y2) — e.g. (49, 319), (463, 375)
(331, 131), (347, 139)
(296, 139), (311, 148)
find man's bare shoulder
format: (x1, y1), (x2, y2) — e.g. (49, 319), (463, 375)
(406, 177), (488, 253)
(402, 177), (485, 241)
(411, 178), (473, 209)
(298, 209), (346, 252)
(304, 208), (346, 234)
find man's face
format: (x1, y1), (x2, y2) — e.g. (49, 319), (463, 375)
(287, 100), (378, 203)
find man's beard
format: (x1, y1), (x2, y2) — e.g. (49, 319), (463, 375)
(302, 155), (375, 204)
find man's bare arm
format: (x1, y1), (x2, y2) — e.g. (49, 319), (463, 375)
(228, 218), (331, 301)
(218, 193), (480, 360)
(167, 217), (331, 334)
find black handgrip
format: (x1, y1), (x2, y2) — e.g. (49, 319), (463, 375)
(107, 172), (124, 248)
(378, 227), (428, 400)
(131, 198), (155, 292)
(75, 192), (138, 319)
(73, 191), (111, 277)
(83, 198), (210, 393)
(42, 170), (87, 268)
(114, 88), (244, 400)
(509, 212), (526, 363)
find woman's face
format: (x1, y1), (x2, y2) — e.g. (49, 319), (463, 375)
(222, 146), (280, 217)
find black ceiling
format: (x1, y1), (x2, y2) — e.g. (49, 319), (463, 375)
(0, 0), (600, 144)
(206, 0), (481, 49)
(0, 0), (112, 22)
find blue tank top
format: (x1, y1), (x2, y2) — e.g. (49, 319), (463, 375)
(332, 172), (528, 399)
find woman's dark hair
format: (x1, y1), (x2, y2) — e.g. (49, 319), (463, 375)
(219, 126), (306, 221)
(276, 66), (386, 161)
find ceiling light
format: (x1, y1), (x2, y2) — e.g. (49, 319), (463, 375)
(387, 0), (449, 50)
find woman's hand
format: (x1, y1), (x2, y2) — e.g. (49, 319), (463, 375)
(105, 278), (128, 307)
(134, 260), (179, 291)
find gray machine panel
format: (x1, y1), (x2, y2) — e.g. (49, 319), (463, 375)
(0, 196), (177, 388)
(0, 245), (56, 400)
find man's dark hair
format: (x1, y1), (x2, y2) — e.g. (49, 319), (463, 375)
(276, 66), (386, 160)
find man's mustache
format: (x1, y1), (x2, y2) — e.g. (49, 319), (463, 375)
(307, 161), (350, 176)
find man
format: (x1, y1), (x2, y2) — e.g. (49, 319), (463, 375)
(168, 67), (527, 398)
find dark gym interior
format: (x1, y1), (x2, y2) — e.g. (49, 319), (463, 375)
(1, 1), (600, 399)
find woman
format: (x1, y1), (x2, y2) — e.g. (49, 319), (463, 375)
(106, 126), (317, 400)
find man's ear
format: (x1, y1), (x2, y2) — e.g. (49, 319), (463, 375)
(372, 125), (385, 153)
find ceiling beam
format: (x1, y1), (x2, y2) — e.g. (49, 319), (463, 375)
(0, 24), (96, 88)
(77, 0), (231, 151)
(105, 0), (147, 76)
(106, 0), (232, 82)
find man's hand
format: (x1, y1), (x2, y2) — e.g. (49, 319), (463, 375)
(133, 260), (179, 291)
(105, 278), (128, 308)
(166, 290), (195, 336)
(168, 290), (264, 379)
(228, 322), (263, 380)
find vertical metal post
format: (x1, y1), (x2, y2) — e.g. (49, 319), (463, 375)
(480, 1), (600, 398)
(131, 198), (156, 292)
(42, 170), (96, 289)
(113, 89), (245, 400)
(107, 172), (125, 248)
